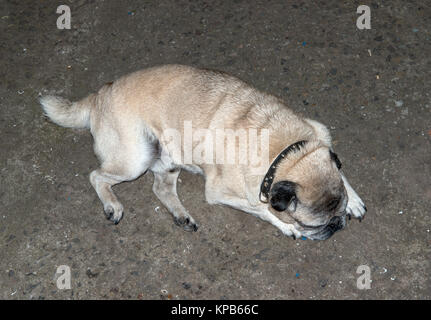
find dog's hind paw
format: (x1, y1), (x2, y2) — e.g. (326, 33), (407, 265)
(174, 216), (199, 232)
(104, 204), (124, 225)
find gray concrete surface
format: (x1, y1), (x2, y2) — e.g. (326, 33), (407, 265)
(0, 0), (430, 299)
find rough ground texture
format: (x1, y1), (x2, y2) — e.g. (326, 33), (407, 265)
(0, 0), (430, 300)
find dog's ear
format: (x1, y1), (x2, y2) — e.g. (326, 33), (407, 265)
(270, 181), (297, 212)
(329, 150), (342, 170)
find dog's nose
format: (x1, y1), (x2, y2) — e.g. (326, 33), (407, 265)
(308, 215), (346, 240)
(327, 216), (344, 232)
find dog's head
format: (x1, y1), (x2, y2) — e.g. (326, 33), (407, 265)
(268, 147), (347, 240)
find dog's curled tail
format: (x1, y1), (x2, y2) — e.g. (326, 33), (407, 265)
(39, 94), (96, 129)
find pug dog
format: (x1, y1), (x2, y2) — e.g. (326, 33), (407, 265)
(40, 64), (366, 240)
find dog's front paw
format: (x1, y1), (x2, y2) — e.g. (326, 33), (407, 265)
(280, 223), (302, 240)
(346, 193), (367, 221)
(104, 203), (124, 225)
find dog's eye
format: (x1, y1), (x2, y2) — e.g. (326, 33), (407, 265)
(329, 150), (342, 170)
(327, 197), (341, 211)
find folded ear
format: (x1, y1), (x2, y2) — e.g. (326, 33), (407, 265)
(270, 181), (297, 212)
(329, 150), (342, 170)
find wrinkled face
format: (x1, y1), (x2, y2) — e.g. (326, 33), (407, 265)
(268, 148), (348, 240)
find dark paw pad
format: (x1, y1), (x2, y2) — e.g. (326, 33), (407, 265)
(174, 217), (198, 232)
(183, 222), (199, 232)
(174, 216), (188, 226)
(104, 206), (122, 225)
(104, 206), (114, 220)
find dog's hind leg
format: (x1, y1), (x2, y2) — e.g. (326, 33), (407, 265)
(151, 168), (198, 232)
(90, 168), (129, 224)
(90, 157), (152, 224)
(90, 129), (156, 224)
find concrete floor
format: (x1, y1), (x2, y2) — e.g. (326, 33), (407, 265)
(1, 0), (430, 299)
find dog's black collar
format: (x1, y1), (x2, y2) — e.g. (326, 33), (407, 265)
(259, 140), (307, 203)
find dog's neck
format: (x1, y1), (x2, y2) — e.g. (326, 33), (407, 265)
(259, 140), (307, 203)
